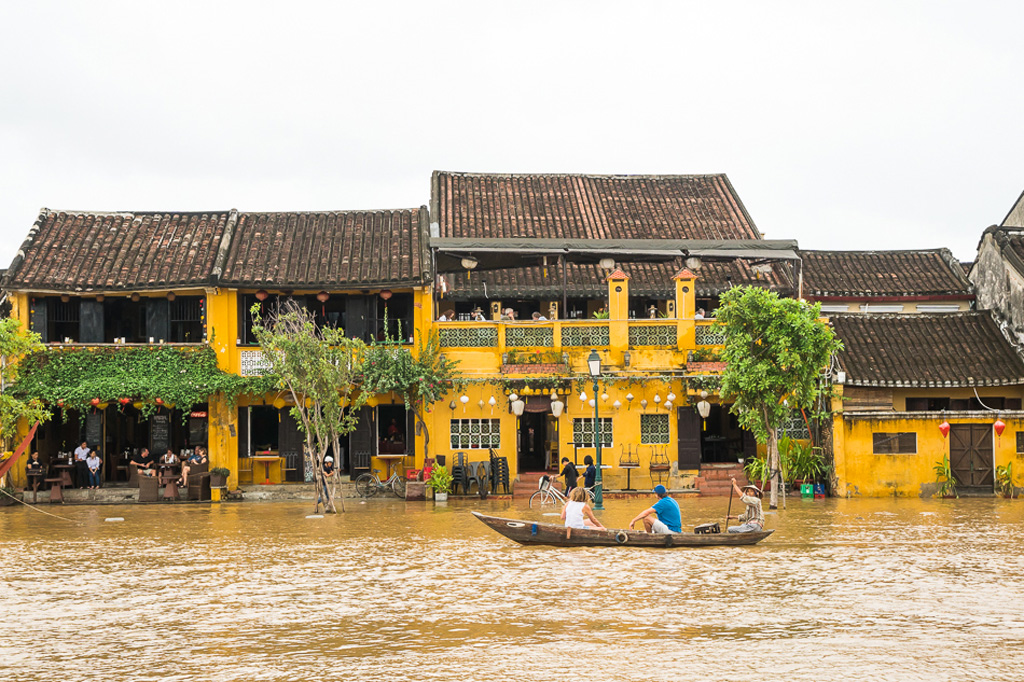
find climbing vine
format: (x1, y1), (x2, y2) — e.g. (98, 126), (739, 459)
(13, 345), (276, 421)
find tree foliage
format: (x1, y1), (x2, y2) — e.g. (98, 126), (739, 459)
(716, 286), (842, 508)
(0, 318), (48, 449)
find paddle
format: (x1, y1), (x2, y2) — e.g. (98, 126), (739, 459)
(725, 482), (734, 532)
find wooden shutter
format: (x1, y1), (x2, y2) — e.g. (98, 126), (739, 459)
(405, 407), (416, 457)
(80, 300), (104, 343)
(350, 407), (374, 471)
(146, 299), (170, 342)
(347, 296), (369, 342)
(30, 298), (48, 342)
(676, 407), (702, 470)
(279, 408), (304, 482)
(237, 407), (250, 458)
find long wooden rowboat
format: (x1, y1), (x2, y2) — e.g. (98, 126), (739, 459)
(472, 512), (774, 548)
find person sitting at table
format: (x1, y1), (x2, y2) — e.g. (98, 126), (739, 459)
(582, 455), (596, 490)
(438, 309), (456, 322)
(161, 449), (180, 467)
(73, 440), (90, 488)
(86, 449), (102, 489)
(131, 448), (157, 477)
(179, 446), (208, 488)
(26, 452), (44, 491)
(470, 306), (485, 321)
(531, 312), (547, 321)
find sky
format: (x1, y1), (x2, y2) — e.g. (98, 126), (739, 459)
(1, 1), (1023, 267)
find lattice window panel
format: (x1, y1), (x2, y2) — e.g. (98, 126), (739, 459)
(572, 418), (613, 447)
(695, 324), (727, 346)
(629, 325), (676, 347)
(505, 326), (554, 347)
(438, 327), (498, 348)
(778, 410), (810, 439)
(562, 325), (610, 347)
(449, 419), (501, 450)
(640, 414), (670, 444)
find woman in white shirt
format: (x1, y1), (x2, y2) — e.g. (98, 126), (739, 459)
(560, 486), (605, 530)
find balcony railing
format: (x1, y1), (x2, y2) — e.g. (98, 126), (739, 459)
(434, 319), (708, 352)
(695, 320), (725, 346)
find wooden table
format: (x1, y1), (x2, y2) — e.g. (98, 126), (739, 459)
(53, 463), (75, 488)
(618, 464), (640, 491)
(376, 454), (407, 483)
(251, 455), (283, 485)
(44, 477), (64, 504)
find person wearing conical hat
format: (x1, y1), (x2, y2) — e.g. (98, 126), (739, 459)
(727, 477), (765, 533)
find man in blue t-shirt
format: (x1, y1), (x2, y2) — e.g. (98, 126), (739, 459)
(629, 484), (682, 533)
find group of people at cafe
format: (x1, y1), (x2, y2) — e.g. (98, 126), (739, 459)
(129, 446), (208, 487)
(25, 442), (104, 490)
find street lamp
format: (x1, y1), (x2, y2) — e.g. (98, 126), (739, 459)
(587, 349), (604, 510)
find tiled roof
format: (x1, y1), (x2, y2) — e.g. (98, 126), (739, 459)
(3, 209), (231, 292)
(220, 209), (427, 288)
(432, 171), (761, 240)
(444, 258), (793, 300)
(800, 249), (972, 298)
(832, 312), (1024, 387)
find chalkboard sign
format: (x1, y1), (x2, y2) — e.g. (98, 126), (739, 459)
(189, 416), (208, 446)
(151, 413), (171, 454)
(85, 412), (103, 448)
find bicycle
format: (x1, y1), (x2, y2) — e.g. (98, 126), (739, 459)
(355, 467), (407, 499)
(528, 475), (595, 508)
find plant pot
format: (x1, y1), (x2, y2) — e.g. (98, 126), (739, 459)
(434, 491), (448, 502)
(210, 474), (227, 488)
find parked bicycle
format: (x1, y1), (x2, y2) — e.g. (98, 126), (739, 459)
(355, 468), (407, 499)
(528, 475), (595, 508)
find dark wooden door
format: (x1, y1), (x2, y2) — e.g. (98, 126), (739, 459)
(349, 407), (375, 473)
(518, 412), (547, 472)
(949, 424), (994, 487)
(677, 407), (702, 470)
(279, 409), (304, 482)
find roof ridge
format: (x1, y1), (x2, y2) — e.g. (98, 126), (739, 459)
(433, 170), (728, 180)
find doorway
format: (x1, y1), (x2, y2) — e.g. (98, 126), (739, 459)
(949, 424), (994, 487)
(518, 412), (547, 472)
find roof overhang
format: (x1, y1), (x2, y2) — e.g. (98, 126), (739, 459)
(430, 238), (800, 272)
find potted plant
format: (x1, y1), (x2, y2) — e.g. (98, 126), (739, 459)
(210, 467), (230, 488)
(996, 462), (1015, 498)
(933, 455), (957, 499)
(426, 464), (453, 502)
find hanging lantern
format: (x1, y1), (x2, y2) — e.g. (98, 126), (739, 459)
(488, 396), (497, 414)
(317, 291), (330, 303)
(508, 393), (519, 403)
(994, 419), (1006, 437)
(700, 390), (709, 399)
(626, 393), (634, 410)
(56, 399), (64, 408)
(133, 401), (144, 410)
(579, 391), (587, 403)
(654, 394), (661, 404)
(155, 398), (164, 406)
(130, 292), (140, 302)
(166, 292), (176, 302)
(119, 397), (131, 406)
(511, 399), (525, 416)
(588, 398), (596, 408)
(273, 397), (287, 410)
(550, 391), (558, 401)
(460, 395), (469, 413)
(551, 398), (565, 418)
(613, 400), (622, 409)
(667, 392), (677, 402)
(478, 399), (485, 410)
(255, 289), (269, 301)
(522, 387), (532, 396)
(379, 289), (393, 301)
(664, 400), (673, 410)
(939, 420), (951, 438)
(697, 399), (711, 431)
(449, 400), (456, 411)
(640, 399), (648, 409)
(601, 393), (609, 402)
(90, 398), (100, 407)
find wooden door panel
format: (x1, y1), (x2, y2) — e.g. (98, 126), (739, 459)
(949, 424), (994, 487)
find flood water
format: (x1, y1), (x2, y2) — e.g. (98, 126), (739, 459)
(2, 495), (1024, 681)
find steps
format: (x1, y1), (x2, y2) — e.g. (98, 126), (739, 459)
(695, 463), (749, 497)
(513, 471), (555, 497)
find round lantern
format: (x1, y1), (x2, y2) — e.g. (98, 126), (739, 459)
(119, 397), (130, 406)
(626, 393), (634, 410)
(994, 419), (1006, 437)
(667, 392), (677, 402)
(601, 393), (609, 402)
(255, 290), (269, 301)
(56, 399), (64, 408)
(460, 395), (469, 413)
(511, 399), (525, 416)
(90, 398), (100, 407)
(654, 394), (661, 404)
(939, 421), (951, 438)
(551, 398), (565, 418)
(155, 397), (164, 405)
(588, 398), (596, 408)
(379, 289), (393, 301)
(613, 400), (622, 409)
(579, 392), (587, 403)
(664, 400), (673, 409)
(316, 291), (330, 303)
(508, 393), (519, 403)
(640, 399), (649, 409)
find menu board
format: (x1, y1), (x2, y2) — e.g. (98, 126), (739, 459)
(189, 415), (208, 446)
(151, 413), (171, 454)
(85, 412), (103, 448)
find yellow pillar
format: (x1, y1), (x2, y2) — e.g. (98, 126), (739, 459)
(606, 269), (630, 359)
(831, 386), (847, 497)
(673, 268), (697, 350)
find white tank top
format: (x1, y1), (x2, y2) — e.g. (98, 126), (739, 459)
(564, 500), (586, 529)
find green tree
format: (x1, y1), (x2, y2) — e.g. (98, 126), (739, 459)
(251, 300), (367, 513)
(716, 286), (842, 509)
(0, 318), (49, 452)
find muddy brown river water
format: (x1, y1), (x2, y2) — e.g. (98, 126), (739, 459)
(2, 496), (1024, 681)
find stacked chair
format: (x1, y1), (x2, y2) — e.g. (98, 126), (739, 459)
(489, 449), (510, 494)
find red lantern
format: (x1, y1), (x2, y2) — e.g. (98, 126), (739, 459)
(994, 419), (1006, 437)
(57, 399), (64, 408)
(155, 398), (164, 406)
(255, 290), (269, 302)
(379, 289), (393, 301)
(316, 291), (330, 303)
(939, 421), (951, 438)
(119, 397), (131, 405)
(90, 398), (100, 407)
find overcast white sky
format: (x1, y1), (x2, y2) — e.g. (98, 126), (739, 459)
(2, 1), (1022, 267)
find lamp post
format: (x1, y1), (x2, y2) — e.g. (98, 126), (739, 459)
(587, 349), (604, 510)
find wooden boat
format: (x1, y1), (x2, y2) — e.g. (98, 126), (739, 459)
(472, 512), (774, 548)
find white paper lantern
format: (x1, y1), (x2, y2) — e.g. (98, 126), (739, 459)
(512, 399), (526, 416)
(588, 398), (596, 408)
(613, 400), (622, 409)
(460, 395), (469, 413)
(508, 393), (519, 402)
(551, 400), (565, 418)
(488, 395), (497, 415)
(579, 391), (587, 402)
(601, 393), (609, 402)
(667, 392), (677, 402)
(640, 399), (649, 409)
(654, 394), (661, 404)
(664, 400), (673, 409)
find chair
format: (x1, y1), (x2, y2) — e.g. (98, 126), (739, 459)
(186, 461), (211, 501)
(450, 452), (471, 495)
(489, 450), (510, 494)
(405, 457), (434, 482)
(237, 456), (253, 485)
(650, 446), (670, 486)
(138, 475), (160, 503)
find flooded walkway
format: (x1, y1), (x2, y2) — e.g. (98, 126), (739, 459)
(3, 497), (1024, 681)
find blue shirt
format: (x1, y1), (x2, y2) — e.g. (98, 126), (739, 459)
(652, 496), (682, 533)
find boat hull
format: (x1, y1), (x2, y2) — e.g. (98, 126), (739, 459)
(472, 512), (773, 548)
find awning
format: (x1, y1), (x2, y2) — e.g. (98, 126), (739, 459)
(431, 238), (801, 272)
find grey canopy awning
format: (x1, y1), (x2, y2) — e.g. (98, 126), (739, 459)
(430, 238), (801, 272)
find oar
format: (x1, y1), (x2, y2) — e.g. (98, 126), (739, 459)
(724, 483), (734, 532)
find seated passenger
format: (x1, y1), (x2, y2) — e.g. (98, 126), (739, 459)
(561, 486), (605, 530)
(726, 478), (765, 533)
(629, 484), (681, 534)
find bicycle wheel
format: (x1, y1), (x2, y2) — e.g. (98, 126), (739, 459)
(585, 488), (596, 503)
(355, 473), (377, 498)
(391, 475), (406, 499)
(529, 490), (552, 508)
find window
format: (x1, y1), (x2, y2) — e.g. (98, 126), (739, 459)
(450, 419), (500, 450)
(640, 414), (670, 444)
(49, 297), (81, 342)
(872, 432), (917, 454)
(573, 418), (613, 447)
(170, 296), (205, 343)
(859, 304), (905, 313)
(778, 410), (810, 439)
(1017, 432), (1024, 454)
(916, 304), (961, 313)
(819, 305), (852, 314)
